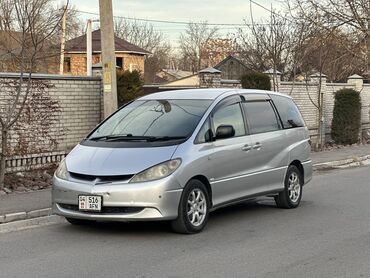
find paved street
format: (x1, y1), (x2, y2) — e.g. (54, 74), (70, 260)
(1, 166), (369, 278)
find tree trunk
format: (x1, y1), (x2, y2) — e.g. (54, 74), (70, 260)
(0, 129), (8, 189)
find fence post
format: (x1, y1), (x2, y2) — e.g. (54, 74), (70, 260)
(347, 74), (364, 92)
(198, 67), (222, 88)
(263, 69), (281, 91)
(348, 74), (366, 141)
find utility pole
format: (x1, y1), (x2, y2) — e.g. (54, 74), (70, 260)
(59, 5), (67, 75)
(86, 19), (92, 76)
(99, 0), (118, 118)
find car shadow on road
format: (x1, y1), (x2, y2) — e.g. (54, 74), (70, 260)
(58, 197), (296, 236)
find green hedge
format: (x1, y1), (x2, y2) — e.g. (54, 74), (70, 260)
(117, 70), (144, 107)
(331, 88), (361, 145)
(240, 72), (271, 90)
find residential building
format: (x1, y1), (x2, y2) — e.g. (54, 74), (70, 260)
(61, 29), (150, 76)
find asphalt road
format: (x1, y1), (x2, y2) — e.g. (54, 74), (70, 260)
(1, 166), (370, 278)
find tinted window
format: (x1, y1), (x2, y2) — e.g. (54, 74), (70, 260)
(270, 95), (305, 128)
(243, 101), (280, 134)
(213, 103), (246, 137)
(90, 99), (212, 139)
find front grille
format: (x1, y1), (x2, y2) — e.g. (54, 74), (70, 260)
(69, 172), (134, 183)
(58, 203), (144, 214)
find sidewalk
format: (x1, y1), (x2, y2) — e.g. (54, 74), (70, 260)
(311, 144), (370, 165)
(1, 144), (370, 230)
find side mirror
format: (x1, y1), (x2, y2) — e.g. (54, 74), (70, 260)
(215, 125), (235, 140)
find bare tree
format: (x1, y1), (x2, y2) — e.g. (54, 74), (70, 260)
(62, 6), (84, 40)
(115, 18), (165, 53)
(114, 18), (171, 83)
(179, 22), (219, 73)
(236, 6), (302, 90)
(0, 0), (68, 189)
(286, 0), (370, 77)
(0, 0), (14, 30)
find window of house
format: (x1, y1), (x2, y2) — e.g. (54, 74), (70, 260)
(116, 57), (123, 69)
(63, 57), (71, 73)
(243, 101), (280, 134)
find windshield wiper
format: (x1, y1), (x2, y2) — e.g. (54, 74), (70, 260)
(88, 134), (156, 141)
(88, 135), (187, 142)
(147, 136), (187, 142)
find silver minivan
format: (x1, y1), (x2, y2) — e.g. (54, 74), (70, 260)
(53, 89), (312, 233)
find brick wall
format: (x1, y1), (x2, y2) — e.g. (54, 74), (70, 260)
(0, 73), (102, 172)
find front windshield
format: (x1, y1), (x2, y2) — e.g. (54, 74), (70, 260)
(89, 99), (212, 139)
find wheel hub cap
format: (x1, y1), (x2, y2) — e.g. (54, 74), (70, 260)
(187, 189), (207, 227)
(288, 172), (301, 203)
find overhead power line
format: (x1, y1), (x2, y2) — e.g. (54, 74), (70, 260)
(75, 9), (277, 27)
(249, 0), (294, 23)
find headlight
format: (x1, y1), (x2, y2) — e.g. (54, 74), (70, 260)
(130, 159), (182, 183)
(55, 159), (69, 180)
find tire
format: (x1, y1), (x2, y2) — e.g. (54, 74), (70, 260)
(275, 165), (303, 209)
(65, 217), (95, 225)
(171, 179), (210, 234)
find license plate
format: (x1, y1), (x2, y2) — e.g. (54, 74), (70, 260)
(78, 195), (102, 212)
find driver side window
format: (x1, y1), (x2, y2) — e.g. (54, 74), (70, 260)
(213, 103), (246, 137)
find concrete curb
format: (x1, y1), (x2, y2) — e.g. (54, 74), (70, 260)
(0, 215), (66, 234)
(0, 208), (52, 224)
(313, 154), (370, 171)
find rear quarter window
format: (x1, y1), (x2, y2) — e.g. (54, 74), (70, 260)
(270, 95), (305, 128)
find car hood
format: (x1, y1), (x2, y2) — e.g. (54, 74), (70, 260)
(65, 144), (179, 176)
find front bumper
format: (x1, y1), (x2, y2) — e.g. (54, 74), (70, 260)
(52, 175), (183, 221)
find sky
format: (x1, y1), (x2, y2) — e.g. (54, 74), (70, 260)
(66, 0), (283, 44)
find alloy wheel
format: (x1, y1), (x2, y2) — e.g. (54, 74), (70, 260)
(187, 189), (207, 227)
(288, 172), (301, 203)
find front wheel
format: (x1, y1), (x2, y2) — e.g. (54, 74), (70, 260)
(275, 165), (303, 209)
(171, 179), (210, 234)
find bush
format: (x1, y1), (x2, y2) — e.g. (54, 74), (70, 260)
(240, 72), (271, 90)
(331, 88), (361, 145)
(117, 70), (144, 106)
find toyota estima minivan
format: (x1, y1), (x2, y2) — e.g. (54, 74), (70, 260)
(53, 88), (312, 233)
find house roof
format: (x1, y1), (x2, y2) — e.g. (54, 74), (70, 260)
(65, 29), (150, 55)
(160, 74), (199, 87)
(159, 69), (194, 79)
(214, 55), (248, 70)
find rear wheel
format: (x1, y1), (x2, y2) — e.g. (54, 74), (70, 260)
(65, 217), (95, 225)
(171, 179), (210, 234)
(275, 165), (303, 209)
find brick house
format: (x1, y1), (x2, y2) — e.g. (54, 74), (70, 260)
(61, 29), (150, 76)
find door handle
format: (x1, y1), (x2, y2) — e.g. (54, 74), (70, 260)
(253, 142), (262, 149)
(242, 145), (252, 151)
